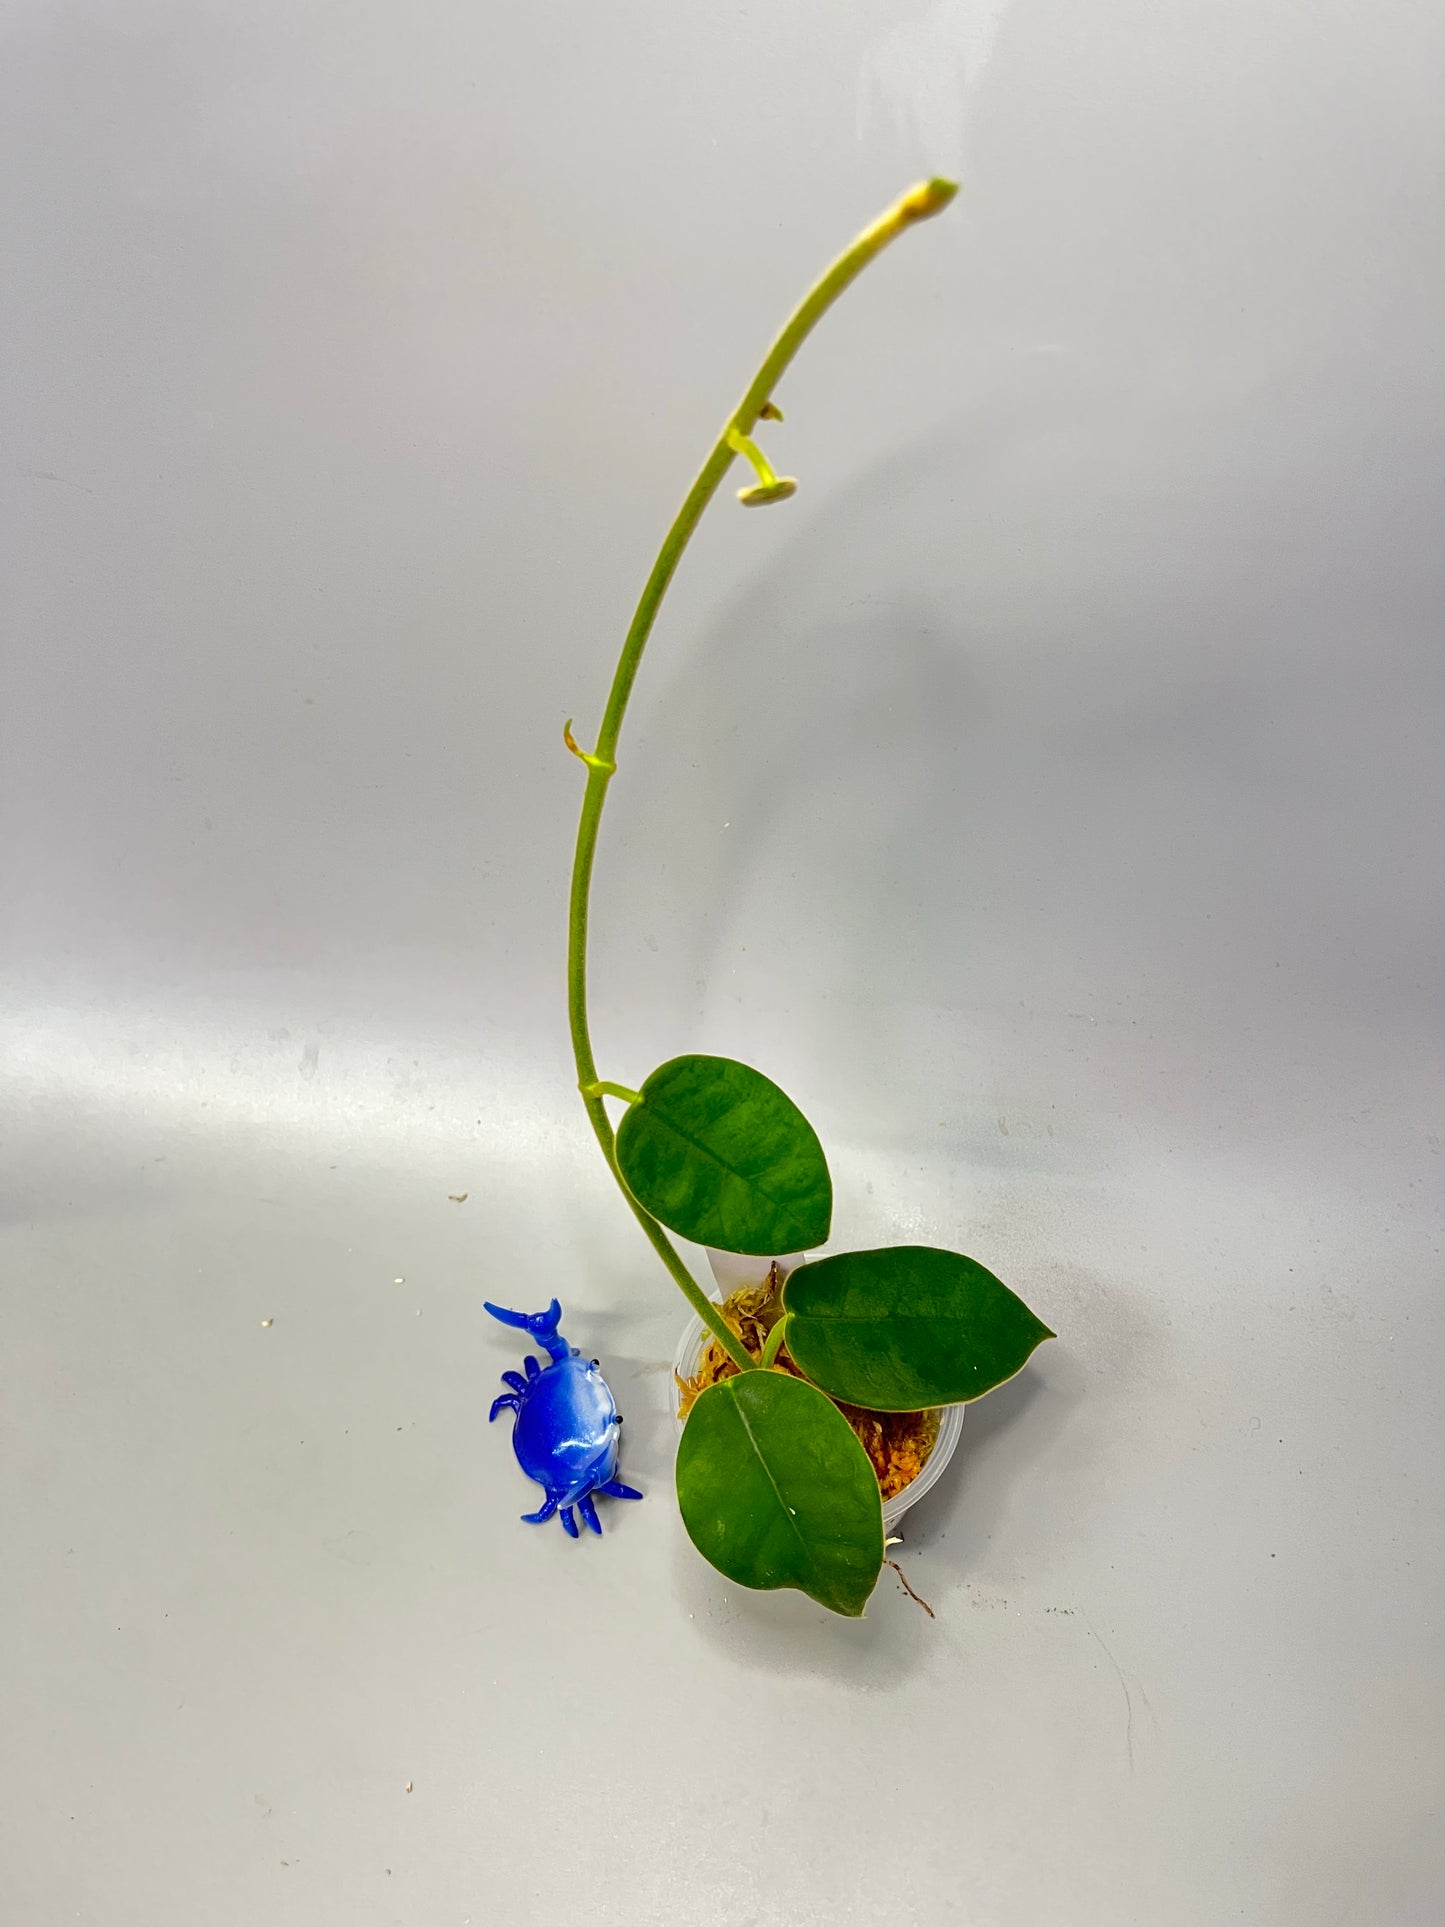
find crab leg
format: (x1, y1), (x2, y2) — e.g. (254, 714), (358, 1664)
(560, 1506), (580, 1539)
(597, 1478), (643, 1502)
(489, 1394), (520, 1423)
(577, 1493), (603, 1535)
(521, 1493), (559, 1525)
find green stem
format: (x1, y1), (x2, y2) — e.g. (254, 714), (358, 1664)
(760, 1315), (790, 1371)
(565, 178), (958, 1376)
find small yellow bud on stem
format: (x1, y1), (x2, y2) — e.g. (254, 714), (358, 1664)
(896, 177), (960, 223)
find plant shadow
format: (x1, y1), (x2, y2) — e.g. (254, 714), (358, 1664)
(671, 1348), (1068, 1689)
(662, 1248), (1172, 1683)
(596, 418), (996, 1104)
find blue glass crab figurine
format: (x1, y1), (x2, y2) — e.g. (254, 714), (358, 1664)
(484, 1298), (642, 1538)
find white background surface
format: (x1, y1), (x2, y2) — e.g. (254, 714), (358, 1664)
(4, 3), (1443, 1922)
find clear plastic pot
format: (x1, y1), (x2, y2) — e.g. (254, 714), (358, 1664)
(671, 1249), (965, 1535)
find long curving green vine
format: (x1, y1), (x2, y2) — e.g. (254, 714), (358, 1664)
(563, 181), (1053, 1617)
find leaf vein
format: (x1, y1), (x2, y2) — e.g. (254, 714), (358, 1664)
(647, 1104), (816, 1226)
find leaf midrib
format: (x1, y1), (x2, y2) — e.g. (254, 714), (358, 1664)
(731, 1390), (810, 1562)
(644, 1097), (819, 1226)
(793, 1308), (1036, 1330)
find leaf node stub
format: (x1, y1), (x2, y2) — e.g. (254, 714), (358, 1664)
(563, 719), (616, 776)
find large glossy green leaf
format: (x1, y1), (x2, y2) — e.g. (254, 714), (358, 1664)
(676, 1369), (883, 1617)
(615, 1054), (831, 1255)
(783, 1245), (1054, 1411)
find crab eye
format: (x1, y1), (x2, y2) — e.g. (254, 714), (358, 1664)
(590, 1359), (599, 1369)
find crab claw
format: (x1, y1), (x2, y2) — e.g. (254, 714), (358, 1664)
(483, 1300), (533, 1330)
(484, 1298), (561, 1336)
(484, 1297), (569, 1363)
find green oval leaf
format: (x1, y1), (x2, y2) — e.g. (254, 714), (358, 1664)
(783, 1245), (1054, 1410)
(615, 1054), (831, 1255)
(676, 1370), (883, 1617)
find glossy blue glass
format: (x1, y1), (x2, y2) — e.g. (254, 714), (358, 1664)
(484, 1299), (643, 1537)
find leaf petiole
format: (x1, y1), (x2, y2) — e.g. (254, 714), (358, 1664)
(580, 1080), (642, 1106)
(760, 1314), (790, 1371)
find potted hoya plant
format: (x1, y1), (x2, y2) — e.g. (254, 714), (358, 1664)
(519, 180), (1053, 1618)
